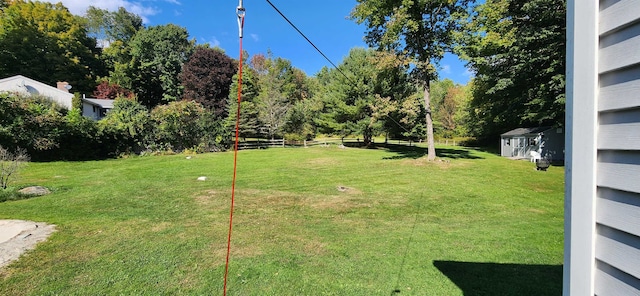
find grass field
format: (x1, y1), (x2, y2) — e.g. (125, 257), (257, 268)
(0, 145), (564, 295)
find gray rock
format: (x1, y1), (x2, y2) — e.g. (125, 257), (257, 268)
(18, 186), (50, 196)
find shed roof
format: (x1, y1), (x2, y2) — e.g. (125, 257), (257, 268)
(82, 98), (114, 109)
(501, 126), (552, 137)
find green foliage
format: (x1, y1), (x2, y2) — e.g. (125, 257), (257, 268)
(0, 186), (30, 202)
(351, 0), (470, 82)
(0, 93), (105, 160)
(0, 92), (65, 156)
(0, 0), (102, 93)
(150, 100), (208, 152)
(315, 48), (413, 145)
(227, 64), (261, 139)
(284, 98), (318, 140)
(58, 108), (104, 160)
(114, 24), (195, 108)
(351, 0), (471, 158)
(457, 0), (566, 141)
(85, 6), (143, 46)
(227, 52), (313, 141)
(396, 92), (426, 140)
(98, 98), (151, 155)
(251, 52), (309, 139)
(71, 92), (82, 111)
(430, 79), (472, 138)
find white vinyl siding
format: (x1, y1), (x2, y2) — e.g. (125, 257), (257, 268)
(567, 0), (640, 295)
(565, 0), (640, 295)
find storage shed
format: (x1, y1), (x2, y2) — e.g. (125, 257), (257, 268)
(500, 126), (564, 162)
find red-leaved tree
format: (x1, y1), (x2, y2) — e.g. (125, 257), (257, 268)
(180, 47), (236, 117)
(93, 81), (133, 100)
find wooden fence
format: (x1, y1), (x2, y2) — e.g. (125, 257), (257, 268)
(234, 137), (463, 150)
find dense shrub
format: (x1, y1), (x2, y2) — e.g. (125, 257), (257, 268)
(98, 98), (152, 156)
(0, 93), (109, 161)
(0, 93), (66, 160)
(1, 93), (230, 160)
(150, 100), (229, 152)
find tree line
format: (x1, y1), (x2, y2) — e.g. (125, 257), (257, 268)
(0, 0), (565, 160)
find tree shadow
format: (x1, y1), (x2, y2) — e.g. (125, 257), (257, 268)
(380, 144), (484, 160)
(433, 260), (562, 295)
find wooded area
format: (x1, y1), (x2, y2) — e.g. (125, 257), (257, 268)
(0, 0), (566, 159)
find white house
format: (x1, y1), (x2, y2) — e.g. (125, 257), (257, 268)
(81, 97), (114, 120)
(565, 0), (640, 295)
(0, 75), (74, 109)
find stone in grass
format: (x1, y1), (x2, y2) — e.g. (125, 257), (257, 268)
(18, 186), (51, 196)
(197, 176), (207, 181)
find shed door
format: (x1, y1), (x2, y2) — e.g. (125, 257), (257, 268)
(513, 137), (526, 157)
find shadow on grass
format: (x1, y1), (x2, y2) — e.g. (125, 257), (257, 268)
(380, 144), (484, 160)
(433, 260), (563, 295)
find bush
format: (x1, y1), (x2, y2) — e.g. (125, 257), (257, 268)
(150, 100), (229, 153)
(98, 97), (152, 155)
(0, 146), (29, 190)
(0, 93), (66, 160)
(0, 187), (30, 203)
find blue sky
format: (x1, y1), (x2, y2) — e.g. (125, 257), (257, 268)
(46, 0), (472, 85)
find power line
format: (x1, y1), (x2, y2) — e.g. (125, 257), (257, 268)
(265, 0), (413, 136)
(265, 0), (354, 85)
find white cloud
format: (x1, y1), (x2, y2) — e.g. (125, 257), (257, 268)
(40, 0), (162, 24)
(250, 34), (259, 42)
(462, 68), (474, 77)
(200, 37), (221, 48)
(441, 64), (451, 74)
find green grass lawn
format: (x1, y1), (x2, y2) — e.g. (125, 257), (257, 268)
(0, 145), (564, 295)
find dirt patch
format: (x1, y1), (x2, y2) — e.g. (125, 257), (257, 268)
(0, 220), (56, 269)
(307, 158), (338, 166)
(527, 208), (546, 214)
(336, 185), (358, 193)
(401, 157), (466, 169)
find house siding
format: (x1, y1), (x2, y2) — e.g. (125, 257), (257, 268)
(566, 0), (640, 295)
(596, 0), (640, 293)
(0, 75), (73, 109)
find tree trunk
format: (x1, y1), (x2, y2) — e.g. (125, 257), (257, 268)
(423, 81), (436, 161)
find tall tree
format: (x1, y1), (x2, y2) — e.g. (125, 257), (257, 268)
(116, 24), (195, 108)
(457, 0), (565, 141)
(250, 52), (308, 139)
(315, 48), (412, 145)
(227, 54), (261, 139)
(0, 0), (102, 92)
(352, 0), (470, 160)
(180, 46), (236, 118)
(85, 6), (143, 47)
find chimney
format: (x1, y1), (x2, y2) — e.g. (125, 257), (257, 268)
(57, 81), (72, 92)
